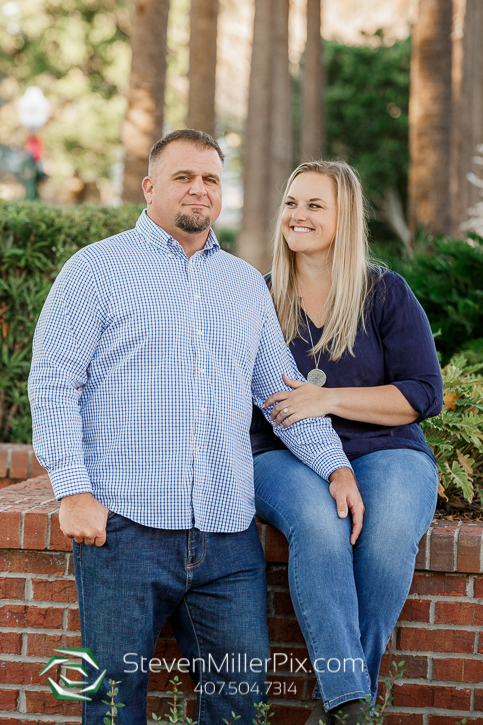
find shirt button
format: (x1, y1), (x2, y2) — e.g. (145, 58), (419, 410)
(197, 330), (202, 336)
(200, 407), (206, 412)
(194, 294), (200, 300)
(168, 253), (174, 258)
(199, 368), (205, 374)
(196, 446), (200, 452)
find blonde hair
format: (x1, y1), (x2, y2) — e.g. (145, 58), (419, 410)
(271, 160), (382, 361)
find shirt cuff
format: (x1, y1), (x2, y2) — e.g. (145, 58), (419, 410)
(312, 448), (353, 482)
(390, 380), (441, 421)
(48, 465), (93, 500)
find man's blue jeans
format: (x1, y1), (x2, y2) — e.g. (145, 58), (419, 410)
(254, 448), (438, 711)
(72, 516), (269, 725)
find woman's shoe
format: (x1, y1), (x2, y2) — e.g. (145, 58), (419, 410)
(329, 698), (368, 725)
(304, 699), (334, 724)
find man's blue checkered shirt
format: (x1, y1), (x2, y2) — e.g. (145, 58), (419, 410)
(28, 210), (351, 532)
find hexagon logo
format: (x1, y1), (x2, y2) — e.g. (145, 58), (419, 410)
(39, 646), (106, 701)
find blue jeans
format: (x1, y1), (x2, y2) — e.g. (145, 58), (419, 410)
(72, 516), (269, 725)
(254, 448), (438, 711)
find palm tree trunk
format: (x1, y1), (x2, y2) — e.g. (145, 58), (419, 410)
(300, 0), (324, 161)
(237, 0), (273, 272)
(122, 0), (170, 203)
(187, 0), (219, 136)
(407, 0), (453, 236)
(268, 0), (293, 223)
(451, 0), (483, 235)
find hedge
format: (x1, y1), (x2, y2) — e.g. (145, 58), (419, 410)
(0, 201), (143, 442)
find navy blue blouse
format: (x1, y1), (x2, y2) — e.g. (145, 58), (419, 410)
(250, 269), (443, 463)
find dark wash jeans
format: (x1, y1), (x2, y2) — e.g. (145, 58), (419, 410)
(72, 514), (269, 725)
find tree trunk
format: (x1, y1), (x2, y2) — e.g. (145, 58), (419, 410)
(451, 0), (483, 235)
(237, 0), (273, 272)
(300, 0), (324, 161)
(407, 0), (453, 236)
(187, 0), (219, 136)
(238, 0), (293, 272)
(122, 0), (170, 203)
(268, 0), (293, 223)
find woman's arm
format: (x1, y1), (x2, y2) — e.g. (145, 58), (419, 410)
(264, 375), (419, 428)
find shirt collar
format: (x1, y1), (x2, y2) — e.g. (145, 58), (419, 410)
(136, 209), (220, 256)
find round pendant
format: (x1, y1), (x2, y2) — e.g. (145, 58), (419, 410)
(307, 368), (327, 387)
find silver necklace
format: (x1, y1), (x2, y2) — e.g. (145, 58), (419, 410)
(300, 295), (327, 387)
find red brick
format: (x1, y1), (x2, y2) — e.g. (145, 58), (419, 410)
(428, 719), (483, 725)
(0, 511), (21, 548)
(148, 694), (190, 721)
(264, 525), (289, 563)
(0, 689), (18, 711)
(430, 525), (458, 571)
(265, 674), (304, 699)
(475, 576), (483, 598)
(0, 659), (46, 685)
(385, 716), (423, 725)
(433, 657), (483, 683)
(379, 653), (428, 679)
(23, 511), (48, 549)
(147, 666), (194, 692)
(457, 525), (483, 573)
(392, 683), (471, 709)
(409, 572), (467, 597)
(435, 600), (483, 626)
(0, 549), (66, 574)
(25, 690), (82, 716)
(399, 599), (431, 623)
(153, 638), (183, 660)
(28, 632), (81, 657)
(31, 454), (46, 477)
(268, 616), (305, 644)
(48, 512), (71, 551)
(67, 607), (81, 631)
(31, 577), (78, 603)
(397, 627), (475, 653)
(415, 531), (429, 570)
(475, 688), (483, 711)
(0, 448), (7, 478)
(0, 604), (63, 629)
(9, 449), (29, 479)
(270, 703), (310, 725)
(0, 576), (26, 599)
(266, 563), (288, 586)
(0, 721), (82, 725)
(269, 646), (310, 672)
(273, 591), (295, 616)
(160, 620), (173, 636)
(0, 632), (22, 655)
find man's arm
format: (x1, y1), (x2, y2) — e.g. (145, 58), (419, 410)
(28, 252), (109, 545)
(251, 286), (364, 544)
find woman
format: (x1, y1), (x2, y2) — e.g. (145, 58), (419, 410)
(250, 161), (442, 724)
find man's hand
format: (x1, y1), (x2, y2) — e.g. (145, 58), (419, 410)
(328, 468), (365, 545)
(59, 492), (110, 547)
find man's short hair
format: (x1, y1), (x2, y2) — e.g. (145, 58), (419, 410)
(148, 129), (225, 175)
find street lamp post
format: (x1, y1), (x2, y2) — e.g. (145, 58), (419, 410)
(18, 86), (50, 200)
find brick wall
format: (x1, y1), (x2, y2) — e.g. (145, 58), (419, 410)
(1, 477), (483, 725)
(0, 446), (44, 489)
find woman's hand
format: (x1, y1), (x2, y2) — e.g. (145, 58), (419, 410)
(328, 467), (365, 545)
(262, 374), (337, 427)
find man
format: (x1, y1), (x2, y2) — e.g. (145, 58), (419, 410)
(29, 129), (363, 725)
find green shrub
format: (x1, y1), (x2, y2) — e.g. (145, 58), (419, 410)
(422, 355), (483, 504)
(0, 201), (143, 442)
(373, 233), (483, 364)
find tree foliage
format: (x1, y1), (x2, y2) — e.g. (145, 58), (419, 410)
(0, 0), (131, 187)
(324, 36), (411, 241)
